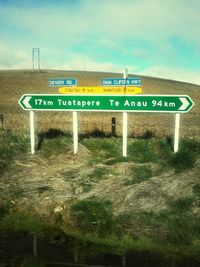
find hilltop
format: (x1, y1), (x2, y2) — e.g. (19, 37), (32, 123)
(0, 69), (199, 138)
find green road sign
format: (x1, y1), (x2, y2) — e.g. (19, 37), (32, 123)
(19, 94), (194, 113)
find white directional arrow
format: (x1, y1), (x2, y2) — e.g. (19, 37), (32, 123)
(22, 96), (32, 109)
(179, 97), (190, 111)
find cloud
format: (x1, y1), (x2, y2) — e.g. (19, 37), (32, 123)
(140, 65), (200, 85)
(0, 0), (199, 85)
(1, 0), (200, 44)
(42, 52), (136, 74)
(0, 43), (31, 69)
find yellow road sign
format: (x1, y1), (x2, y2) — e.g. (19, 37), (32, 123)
(59, 86), (142, 95)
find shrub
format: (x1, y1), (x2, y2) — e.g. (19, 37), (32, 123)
(0, 202), (9, 217)
(141, 129), (156, 139)
(125, 165), (153, 185)
(82, 137), (122, 163)
(39, 135), (72, 157)
(168, 139), (200, 172)
(88, 167), (108, 181)
(166, 215), (193, 245)
(8, 255), (45, 267)
(0, 130), (28, 172)
(128, 140), (157, 163)
(0, 212), (46, 235)
(70, 199), (114, 237)
(169, 148), (196, 172)
(169, 197), (194, 213)
(193, 184), (200, 198)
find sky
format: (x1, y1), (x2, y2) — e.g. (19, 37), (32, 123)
(0, 0), (200, 85)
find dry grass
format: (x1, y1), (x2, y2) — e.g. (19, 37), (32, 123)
(0, 69), (199, 137)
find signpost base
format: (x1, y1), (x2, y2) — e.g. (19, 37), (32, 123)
(30, 111), (35, 155)
(122, 112), (128, 157)
(174, 113), (180, 153)
(122, 68), (128, 157)
(73, 111), (78, 154)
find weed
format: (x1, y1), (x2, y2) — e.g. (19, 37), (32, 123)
(0, 212), (46, 235)
(82, 137), (122, 163)
(88, 167), (108, 181)
(169, 197), (194, 213)
(168, 139), (200, 172)
(80, 128), (109, 139)
(180, 139), (200, 154)
(125, 165), (153, 185)
(39, 135), (72, 157)
(192, 184), (200, 198)
(70, 199), (114, 237)
(141, 129), (156, 139)
(7, 255), (45, 267)
(79, 181), (93, 193)
(0, 201), (9, 217)
(169, 148), (196, 172)
(166, 214), (193, 245)
(128, 140), (157, 163)
(0, 130), (29, 173)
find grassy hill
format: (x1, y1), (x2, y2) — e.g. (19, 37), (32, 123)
(0, 130), (200, 266)
(0, 69), (199, 137)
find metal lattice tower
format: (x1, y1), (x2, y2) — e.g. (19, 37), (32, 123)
(32, 48), (40, 71)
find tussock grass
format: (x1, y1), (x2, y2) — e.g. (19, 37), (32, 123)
(36, 128), (73, 156)
(70, 199), (115, 237)
(0, 130), (200, 263)
(82, 136), (200, 173)
(0, 130), (28, 173)
(168, 139), (200, 172)
(88, 167), (109, 181)
(125, 165), (153, 185)
(0, 212), (46, 235)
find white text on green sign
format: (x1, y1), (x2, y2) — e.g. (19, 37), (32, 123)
(19, 94), (194, 113)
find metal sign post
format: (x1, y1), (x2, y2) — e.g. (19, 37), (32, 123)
(122, 68), (128, 157)
(30, 111), (35, 155)
(174, 113), (180, 153)
(73, 111), (78, 154)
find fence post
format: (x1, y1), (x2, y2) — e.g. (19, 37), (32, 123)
(111, 117), (116, 136)
(122, 254), (126, 267)
(33, 234), (37, 257)
(0, 113), (3, 129)
(74, 251), (78, 263)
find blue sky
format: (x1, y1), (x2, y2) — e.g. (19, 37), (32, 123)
(0, 0), (200, 85)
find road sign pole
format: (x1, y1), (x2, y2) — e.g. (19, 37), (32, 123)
(122, 68), (128, 157)
(174, 113), (180, 153)
(30, 111), (35, 155)
(73, 111), (78, 154)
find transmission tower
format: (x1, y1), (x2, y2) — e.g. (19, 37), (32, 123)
(32, 48), (40, 71)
